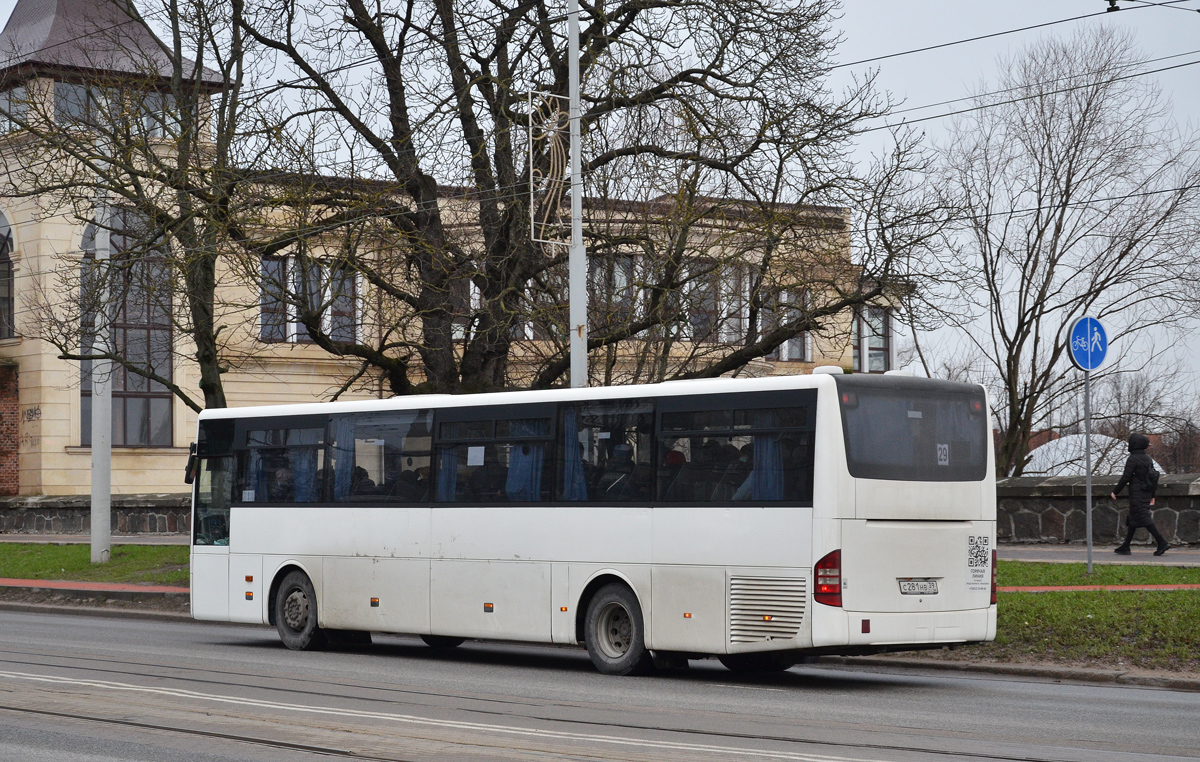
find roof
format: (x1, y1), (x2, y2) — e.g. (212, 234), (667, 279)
(0, 0), (222, 86)
(196, 374), (841, 422)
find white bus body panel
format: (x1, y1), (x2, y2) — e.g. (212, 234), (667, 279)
(324, 556), (431, 633)
(190, 546), (228, 621)
(841, 519), (993, 613)
(855, 480), (983, 521)
(228, 553), (264, 623)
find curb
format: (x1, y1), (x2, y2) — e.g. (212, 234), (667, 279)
(0, 601), (193, 623)
(816, 655), (1200, 692)
(0, 585), (189, 604)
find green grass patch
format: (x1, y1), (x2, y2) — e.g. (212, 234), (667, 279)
(985, 590), (1200, 672)
(0, 544), (189, 586)
(998, 560), (1200, 587)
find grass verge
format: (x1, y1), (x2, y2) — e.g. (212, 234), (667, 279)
(998, 560), (1200, 587)
(964, 589), (1200, 673)
(0, 544), (189, 586)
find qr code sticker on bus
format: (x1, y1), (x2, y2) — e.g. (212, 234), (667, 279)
(967, 535), (989, 591)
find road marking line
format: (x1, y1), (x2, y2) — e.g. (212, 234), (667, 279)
(703, 683), (787, 693)
(0, 669), (878, 762)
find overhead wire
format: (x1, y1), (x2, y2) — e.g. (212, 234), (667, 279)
(1, 1), (1197, 236)
(856, 56), (1200, 135)
(828, 5), (1153, 71)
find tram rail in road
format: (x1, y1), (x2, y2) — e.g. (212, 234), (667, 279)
(0, 611), (1197, 762)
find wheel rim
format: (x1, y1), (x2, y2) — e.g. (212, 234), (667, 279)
(595, 601), (633, 659)
(283, 588), (310, 632)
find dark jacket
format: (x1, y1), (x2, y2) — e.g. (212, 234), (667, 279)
(1113, 433), (1158, 526)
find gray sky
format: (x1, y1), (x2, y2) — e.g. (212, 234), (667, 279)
(828, 0), (1200, 381)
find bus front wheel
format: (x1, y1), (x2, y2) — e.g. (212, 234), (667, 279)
(274, 571), (327, 651)
(584, 583), (653, 676)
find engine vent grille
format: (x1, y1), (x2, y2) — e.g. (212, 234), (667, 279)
(729, 576), (806, 643)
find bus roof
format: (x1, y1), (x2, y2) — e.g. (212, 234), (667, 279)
(197, 374), (843, 421)
(195, 372), (984, 422)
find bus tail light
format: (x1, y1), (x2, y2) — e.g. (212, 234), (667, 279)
(991, 549), (997, 605)
(814, 550), (842, 607)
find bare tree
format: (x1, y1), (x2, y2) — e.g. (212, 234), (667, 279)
(934, 26), (1200, 476)
(0, 0), (270, 411)
(236, 0), (943, 394)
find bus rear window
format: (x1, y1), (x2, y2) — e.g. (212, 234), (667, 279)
(837, 378), (987, 482)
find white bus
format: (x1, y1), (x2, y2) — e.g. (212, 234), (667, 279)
(189, 372), (996, 675)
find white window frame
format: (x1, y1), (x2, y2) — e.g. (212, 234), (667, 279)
(260, 254), (359, 345)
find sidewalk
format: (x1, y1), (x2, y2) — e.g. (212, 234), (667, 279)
(0, 578), (188, 594)
(0, 577), (189, 603)
(999, 544), (1200, 567)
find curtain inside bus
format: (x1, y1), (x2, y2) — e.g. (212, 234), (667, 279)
(434, 415), (553, 502)
(557, 401), (654, 502)
(656, 395), (815, 504)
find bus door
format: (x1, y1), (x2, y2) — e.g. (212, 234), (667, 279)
(191, 422), (235, 620)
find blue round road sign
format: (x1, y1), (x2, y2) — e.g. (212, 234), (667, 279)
(1068, 316), (1107, 372)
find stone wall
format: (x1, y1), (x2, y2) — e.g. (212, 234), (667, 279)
(998, 475), (1200, 545)
(4, 478), (1198, 545)
(0, 494), (190, 535)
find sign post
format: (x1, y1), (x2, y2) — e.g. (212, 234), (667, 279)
(1067, 316), (1108, 574)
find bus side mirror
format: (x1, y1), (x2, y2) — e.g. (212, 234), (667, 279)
(184, 442), (197, 485)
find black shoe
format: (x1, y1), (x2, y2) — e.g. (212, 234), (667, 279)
(1154, 542), (1169, 556)
(1114, 546), (1132, 555)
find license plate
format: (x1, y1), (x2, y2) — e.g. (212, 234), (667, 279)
(898, 578), (939, 595)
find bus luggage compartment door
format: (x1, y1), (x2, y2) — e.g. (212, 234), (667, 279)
(840, 520), (992, 614)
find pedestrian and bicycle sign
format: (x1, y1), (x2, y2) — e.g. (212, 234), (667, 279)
(1068, 316), (1107, 372)
(1066, 315), (1108, 574)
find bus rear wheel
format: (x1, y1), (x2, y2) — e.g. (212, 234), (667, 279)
(275, 570), (327, 651)
(420, 635), (465, 648)
(584, 583), (653, 676)
(718, 652), (795, 674)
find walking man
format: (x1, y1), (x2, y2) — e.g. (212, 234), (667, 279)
(1111, 433), (1169, 556)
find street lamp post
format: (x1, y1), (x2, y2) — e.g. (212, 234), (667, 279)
(567, 0), (587, 388)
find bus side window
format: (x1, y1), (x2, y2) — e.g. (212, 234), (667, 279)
(656, 394), (816, 504)
(328, 410), (434, 503)
(559, 402), (654, 503)
(434, 411), (555, 503)
(236, 425), (327, 504)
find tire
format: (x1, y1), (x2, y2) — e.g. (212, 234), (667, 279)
(420, 635), (465, 648)
(584, 583), (654, 675)
(274, 570), (327, 651)
(718, 652), (796, 674)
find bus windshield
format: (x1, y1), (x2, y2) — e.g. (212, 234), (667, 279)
(836, 376), (988, 482)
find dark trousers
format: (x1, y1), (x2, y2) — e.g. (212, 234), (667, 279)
(1118, 523), (1166, 548)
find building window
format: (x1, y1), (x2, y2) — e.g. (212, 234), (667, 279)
(686, 259), (720, 341)
(589, 255), (635, 329)
(80, 216), (173, 447)
(260, 256), (358, 344)
(55, 82), (102, 127)
(0, 85), (27, 133)
(764, 290), (809, 362)
(852, 306), (891, 373)
(0, 214), (13, 339)
(141, 91), (177, 138)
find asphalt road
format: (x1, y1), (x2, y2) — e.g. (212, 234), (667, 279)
(0, 611), (1196, 762)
